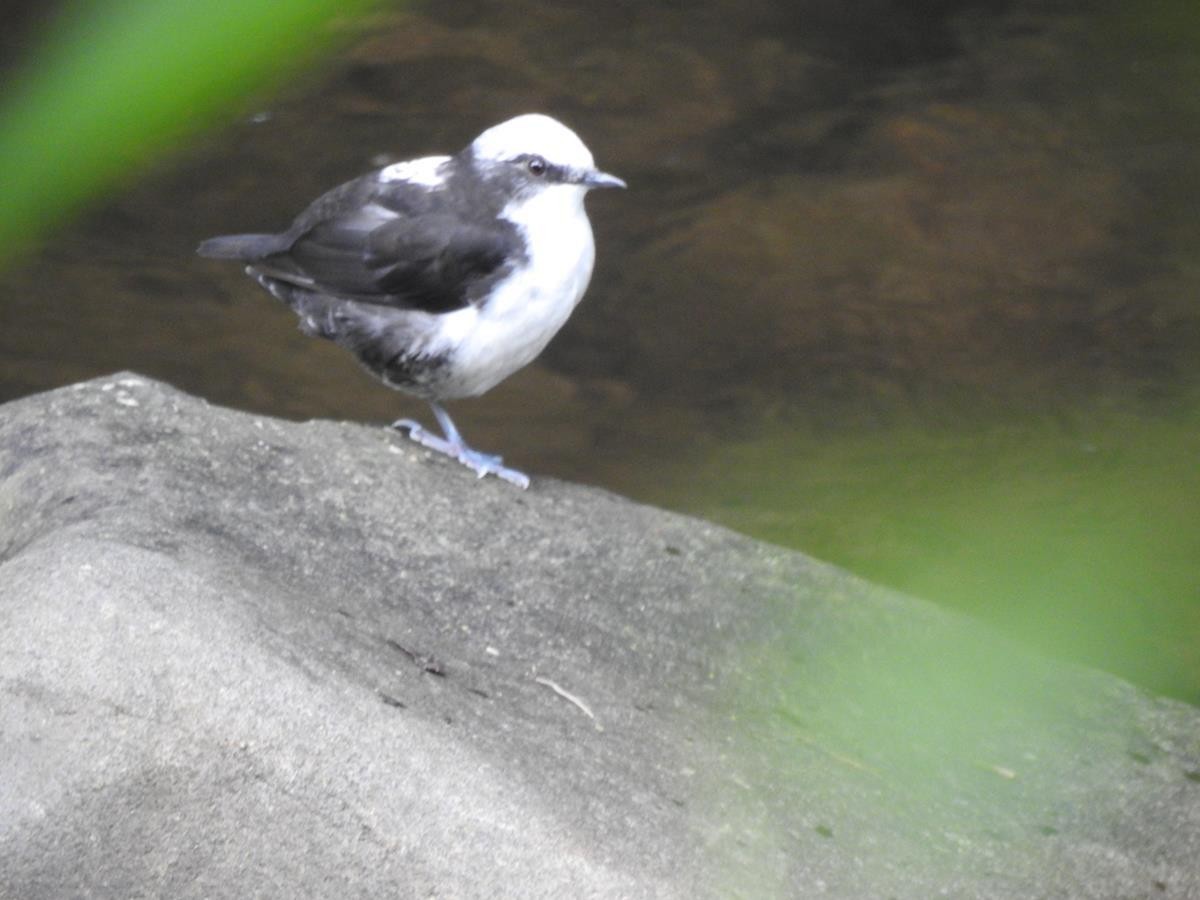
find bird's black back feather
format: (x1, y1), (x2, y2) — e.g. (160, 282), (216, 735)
(196, 233), (287, 260)
(200, 152), (527, 316)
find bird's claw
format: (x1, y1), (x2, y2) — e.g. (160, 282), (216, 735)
(463, 453), (530, 489)
(391, 418), (433, 444)
(391, 418), (530, 489)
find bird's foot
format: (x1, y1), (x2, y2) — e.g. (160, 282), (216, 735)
(391, 419), (531, 489)
(456, 447), (531, 490)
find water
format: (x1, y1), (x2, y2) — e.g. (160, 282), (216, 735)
(3, 0), (1199, 698)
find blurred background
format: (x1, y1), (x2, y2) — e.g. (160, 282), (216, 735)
(1, 0), (1198, 701)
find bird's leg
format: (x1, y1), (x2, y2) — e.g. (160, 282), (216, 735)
(392, 402), (531, 490)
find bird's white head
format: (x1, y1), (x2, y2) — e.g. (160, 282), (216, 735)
(468, 114), (626, 194)
(472, 114), (594, 169)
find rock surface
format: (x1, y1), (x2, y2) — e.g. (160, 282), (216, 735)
(1, 374), (1197, 899)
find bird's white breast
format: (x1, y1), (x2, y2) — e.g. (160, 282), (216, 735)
(433, 185), (595, 398)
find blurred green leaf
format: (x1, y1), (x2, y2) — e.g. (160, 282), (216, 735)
(639, 401), (1200, 702)
(0, 0), (380, 262)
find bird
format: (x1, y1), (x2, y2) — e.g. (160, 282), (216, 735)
(197, 113), (624, 489)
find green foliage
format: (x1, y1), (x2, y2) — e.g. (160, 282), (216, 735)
(641, 402), (1200, 702)
(0, 0), (379, 262)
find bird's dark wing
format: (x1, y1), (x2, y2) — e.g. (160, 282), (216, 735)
(258, 173), (520, 314)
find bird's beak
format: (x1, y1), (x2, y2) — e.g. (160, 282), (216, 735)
(578, 168), (627, 190)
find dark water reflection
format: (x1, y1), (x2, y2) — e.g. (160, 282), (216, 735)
(3, 0), (1199, 698)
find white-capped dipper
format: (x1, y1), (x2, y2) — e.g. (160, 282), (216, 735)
(198, 113), (625, 489)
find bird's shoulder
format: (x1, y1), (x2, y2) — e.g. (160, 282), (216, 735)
(269, 155), (524, 313)
(284, 156), (448, 236)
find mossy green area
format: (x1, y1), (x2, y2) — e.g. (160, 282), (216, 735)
(635, 399), (1200, 703)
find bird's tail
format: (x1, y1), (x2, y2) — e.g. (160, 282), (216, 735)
(196, 233), (285, 261)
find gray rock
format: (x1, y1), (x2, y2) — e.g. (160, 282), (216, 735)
(1, 374), (1197, 899)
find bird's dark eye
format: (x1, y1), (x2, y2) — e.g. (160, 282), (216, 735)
(526, 156), (548, 176)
